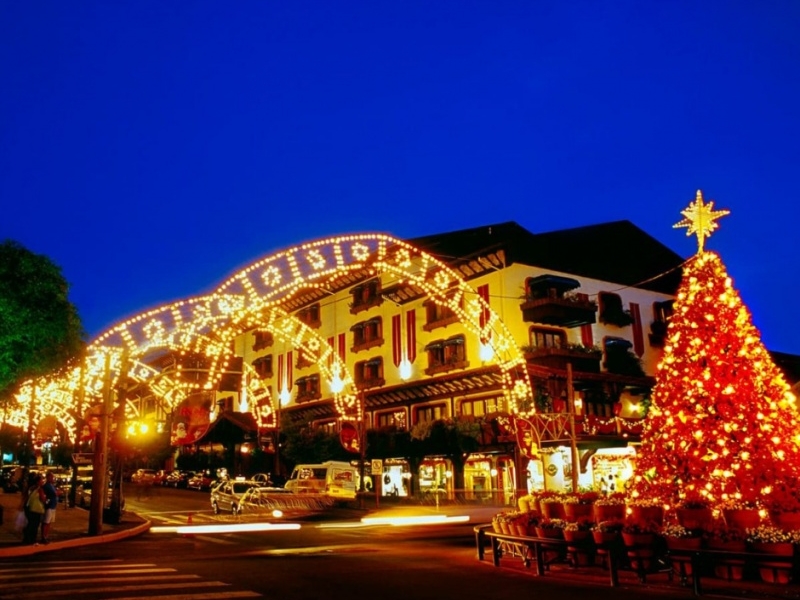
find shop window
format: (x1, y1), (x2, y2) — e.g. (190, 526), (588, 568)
(295, 374), (321, 403)
(350, 278), (383, 314)
(252, 355), (273, 379)
(355, 357), (384, 389)
(297, 303), (321, 329)
(424, 335), (467, 375)
(415, 404), (446, 424)
(598, 292), (634, 327)
(528, 327), (566, 349)
(252, 331), (274, 352)
(350, 317), (383, 352)
(423, 294), (461, 331)
(376, 410), (407, 430)
(460, 397), (501, 417)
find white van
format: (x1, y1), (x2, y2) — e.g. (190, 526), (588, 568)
(284, 461), (359, 499)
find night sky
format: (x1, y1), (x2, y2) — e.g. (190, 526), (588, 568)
(2, 2), (798, 354)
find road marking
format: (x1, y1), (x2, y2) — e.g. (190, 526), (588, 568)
(0, 567), (176, 580)
(11, 580), (231, 599)
(112, 592), (261, 600)
(2, 574), (200, 588)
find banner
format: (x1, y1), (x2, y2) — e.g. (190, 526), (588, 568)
(171, 395), (212, 446)
(513, 416), (540, 459)
(339, 421), (360, 453)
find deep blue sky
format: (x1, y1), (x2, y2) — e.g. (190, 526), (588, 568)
(2, 2), (799, 355)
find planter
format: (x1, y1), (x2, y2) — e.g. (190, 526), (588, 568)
(622, 532), (657, 572)
(564, 529), (595, 566)
(499, 520), (512, 535)
(750, 541), (794, 584)
(628, 505), (664, 526)
(564, 503), (594, 522)
(594, 503), (625, 522)
(666, 536), (703, 577)
(723, 508), (760, 531)
(541, 501), (566, 520)
(770, 511), (800, 531)
(707, 538), (746, 581)
(492, 520), (502, 534)
(536, 526), (566, 562)
(676, 507), (713, 530)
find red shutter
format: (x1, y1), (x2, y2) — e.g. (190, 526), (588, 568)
(392, 314), (402, 367)
(580, 324), (594, 347)
(630, 302), (644, 357)
(406, 309), (416, 363)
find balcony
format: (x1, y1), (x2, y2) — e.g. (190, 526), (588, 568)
(520, 296), (597, 328)
(523, 346), (602, 373)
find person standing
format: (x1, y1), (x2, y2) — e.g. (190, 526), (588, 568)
(23, 473), (46, 545)
(41, 471), (58, 544)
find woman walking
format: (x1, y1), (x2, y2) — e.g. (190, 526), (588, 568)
(23, 473), (46, 545)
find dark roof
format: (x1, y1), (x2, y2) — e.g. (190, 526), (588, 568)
(408, 221), (685, 295)
(770, 351), (800, 385)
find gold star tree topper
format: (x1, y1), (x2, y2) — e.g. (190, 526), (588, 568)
(673, 190), (730, 254)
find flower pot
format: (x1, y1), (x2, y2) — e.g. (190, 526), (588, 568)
(666, 536), (702, 577)
(499, 520), (511, 535)
(676, 507), (713, 530)
(518, 497), (531, 513)
(535, 526), (565, 540)
(541, 501), (566, 520)
(564, 502), (594, 522)
(723, 508), (760, 531)
(750, 541), (794, 584)
(770, 511), (800, 531)
(628, 505), (664, 526)
(564, 529), (595, 566)
(594, 503), (625, 522)
(707, 538), (746, 581)
(492, 520), (502, 534)
(592, 530), (620, 546)
(622, 532), (657, 572)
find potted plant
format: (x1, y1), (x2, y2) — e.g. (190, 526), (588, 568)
(746, 524), (800, 584)
(662, 522), (702, 579)
(535, 517), (567, 563)
(538, 491), (567, 519)
(564, 519), (596, 566)
(675, 493), (713, 531)
(720, 497), (761, 531)
(626, 496), (664, 525)
(765, 482), (800, 531)
(594, 492), (626, 522)
(705, 522), (747, 581)
(621, 518), (661, 572)
(563, 490), (600, 521)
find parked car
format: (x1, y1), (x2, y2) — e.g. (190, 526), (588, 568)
(163, 470), (194, 488)
(0, 465), (23, 493)
(131, 469), (158, 484)
(186, 471), (214, 491)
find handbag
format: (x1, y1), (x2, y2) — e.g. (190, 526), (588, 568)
(14, 510), (28, 532)
(27, 489), (45, 514)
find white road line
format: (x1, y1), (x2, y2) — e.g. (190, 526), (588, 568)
(2, 574), (200, 588)
(112, 592), (261, 600)
(0, 567), (176, 580)
(0, 563), (157, 573)
(10, 580), (230, 599)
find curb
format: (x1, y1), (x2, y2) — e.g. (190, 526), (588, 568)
(0, 519), (152, 558)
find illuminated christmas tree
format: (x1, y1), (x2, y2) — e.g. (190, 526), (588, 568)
(629, 191), (800, 512)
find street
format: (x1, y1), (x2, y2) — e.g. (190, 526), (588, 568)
(0, 487), (710, 600)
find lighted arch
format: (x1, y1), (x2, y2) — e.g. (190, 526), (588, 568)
(215, 233), (532, 412)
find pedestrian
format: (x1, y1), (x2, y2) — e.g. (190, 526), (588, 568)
(41, 471), (58, 544)
(23, 473), (46, 545)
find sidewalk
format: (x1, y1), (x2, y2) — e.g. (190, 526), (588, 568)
(0, 491), (150, 558)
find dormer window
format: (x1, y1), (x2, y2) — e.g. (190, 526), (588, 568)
(350, 317), (383, 352)
(252, 331), (274, 352)
(350, 278), (383, 314)
(297, 303), (321, 329)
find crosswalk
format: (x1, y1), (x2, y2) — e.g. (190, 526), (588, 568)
(0, 559), (262, 599)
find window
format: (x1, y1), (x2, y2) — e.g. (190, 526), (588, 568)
(295, 351), (314, 370)
(460, 397), (501, 417)
(603, 337), (644, 377)
(424, 335), (467, 375)
(297, 303), (321, 328)
(350, 278), (383, 314)
(649, 300), (674, 347)
(355, 357), (384, 389)
(350, 317), (383, 352)
(529, 327), (566, 349)
(252, 355), (273, 378)
(376, 410), (407, 430)
(253, 331), (274, 351)
(423, 295), (460, 331)
(295, 374), (321, 403)
(598, 292), (634, 327)
(416, 404), (446, 423)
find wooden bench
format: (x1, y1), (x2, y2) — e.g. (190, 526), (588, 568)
(473, 525), (623, 587)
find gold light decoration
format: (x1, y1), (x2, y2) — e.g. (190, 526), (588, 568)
(673, 189), (730, 253)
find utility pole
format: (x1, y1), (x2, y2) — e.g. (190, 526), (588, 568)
(566, 362), (580, 492)
(89, 353), (112, 536)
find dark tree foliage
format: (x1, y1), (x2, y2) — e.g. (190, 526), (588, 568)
(0, 240), (85, 403)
